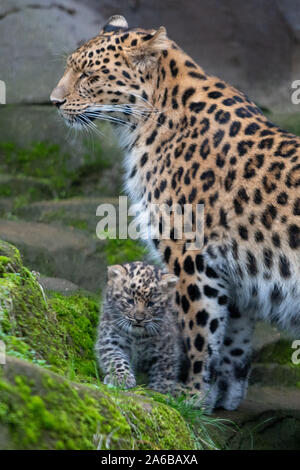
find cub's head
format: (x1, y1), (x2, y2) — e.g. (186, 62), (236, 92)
(105, 261), (178, 336)
(50, 15), (169, 128)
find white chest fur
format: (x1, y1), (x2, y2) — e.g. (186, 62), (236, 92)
(121, 142), (162, 262)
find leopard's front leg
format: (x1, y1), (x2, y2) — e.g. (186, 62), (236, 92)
(147, 340), (180, 394)
(95, 327), (136, 389)
(170, 251), (229, 412)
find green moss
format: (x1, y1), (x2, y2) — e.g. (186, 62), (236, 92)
(258, 339), (300, 367)
(0, 186), (11, 197)
(0, 364), (133, 450)
(112, 392), (194, 450)
(0, 358), (195, 450)
(256, 339), (300, 387)
(0, 256), (10, 275)
(68, 220), (89, 231)
(0, 141), (112, 201)
(49, 292), (99, 380)
(0, 142), (69, 197)
(0, 242), (22, 270)
(0, 240), (99, 382)
(104, 238), (148, 265)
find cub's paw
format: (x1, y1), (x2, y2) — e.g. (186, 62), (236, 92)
(104, 373), (136, 389)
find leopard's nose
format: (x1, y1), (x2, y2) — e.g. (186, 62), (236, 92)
(50, 97), (66, 108)
(50, 85), (66, 107)
(135, 315), (144, 322)
(135, 311), (144, 322)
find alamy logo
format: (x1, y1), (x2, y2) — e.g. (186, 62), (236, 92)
(291, 340), (300, 365)
(0, 80), (6, 104)
(95, 196), (205, 251)
(0, 341), (5, 365)
(291, 80), (300, 105)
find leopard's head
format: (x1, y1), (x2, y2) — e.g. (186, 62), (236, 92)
(50, 15), (169, 129)
(105, 261), (178, 336)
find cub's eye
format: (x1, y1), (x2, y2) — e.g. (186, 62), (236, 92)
(127, 298), (134, 305)
(147, 301), (154, 307)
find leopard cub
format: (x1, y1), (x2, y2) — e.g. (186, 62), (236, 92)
(95, 261), (183, 394)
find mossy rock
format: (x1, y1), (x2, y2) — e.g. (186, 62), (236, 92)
(0, 140), (122, 201)
(0, 220), (108, 292)
(213, 386), (300, 450)
(252, 337), (300, 386)
(225, 409), (300, 450)
(0, 357), (194, 450)
(0, 174), (54, 203)
(0, 240), (99, 381)
(18, 197), (120, 234)
(250, 363), (300, 387)
(257, 338), (300, 366)
(251, 330), (300, 387)
(0, 239), (150, 383)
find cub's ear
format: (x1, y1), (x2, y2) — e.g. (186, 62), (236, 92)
(129, 26), (168, 70)
(161, 273), (178, 292)
(107, 264), (126, 280)
(101, 15), (128, 33)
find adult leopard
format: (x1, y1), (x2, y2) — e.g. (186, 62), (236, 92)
(51, 15), (300, 411)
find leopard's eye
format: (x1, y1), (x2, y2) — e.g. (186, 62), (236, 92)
(147, 301), (154, 308)
(127, 298), (134, 305)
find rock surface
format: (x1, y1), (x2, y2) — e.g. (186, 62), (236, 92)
(0, 0), (103, 105)
(1, 0), (300, 111)
(0, 219), (106, 291)
(18, 197), (120, 234)
(252, 321), (282, 355)
(1, 0), (300, 151)
(0, 106), (123, 181)
(215, 386), (300, 450)
(96, 0), (300, 112)
(39, 276), (79, 295)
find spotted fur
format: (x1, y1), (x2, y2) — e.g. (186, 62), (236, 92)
(52, 15), (300, 411)
(95, 262), (183, 393)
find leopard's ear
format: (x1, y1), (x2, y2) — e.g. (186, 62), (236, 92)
(107, 264), (126, 280)
(101, 15), (128, 33)
(161, 273), (178, 291)
(129, 26), (168, 70)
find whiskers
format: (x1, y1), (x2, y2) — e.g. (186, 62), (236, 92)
(80, 100), (169, 134)
(84, 107), (135, 129)
(60, 96), (170, 154)
(144, 320), (161, 336)
(113, 316), (133, 334)
(112, 316), (162, 336)
(61, 88), (171, 146)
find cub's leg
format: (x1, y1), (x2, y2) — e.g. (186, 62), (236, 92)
(215, 303), (255, 410)
(170, 251), (229, 412)
(95, 329), (136, 389)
